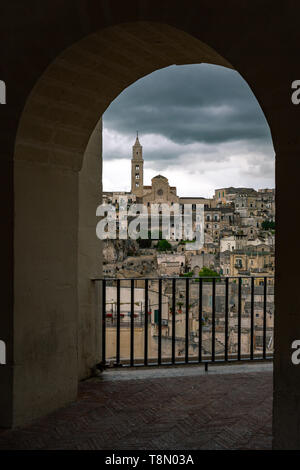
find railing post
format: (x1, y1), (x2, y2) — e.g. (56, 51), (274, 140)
(158, 278), (162, 365)
(225, 277), (229, 362)
(263, 277), (267, 359)
(250, 277), (254, 360)
(237, 277), (242, 361)
(199, 278), (203, 363)
(116, 279), (121, 366)
(172, 278), (176, 364)
(212, 277), (216, 362)
(102, 280), (106, 366)
(185, 277), (189, 364)
(130, 279), (134, 367)
(144, 279), (148, 366)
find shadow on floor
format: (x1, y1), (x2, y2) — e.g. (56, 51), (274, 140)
(0, 366), (272, 450)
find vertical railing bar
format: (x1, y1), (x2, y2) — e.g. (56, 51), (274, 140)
(144, 279), (148, 366)
(185, 277), (189, 363)
(250, 277), (254, 360)
(263, 277), (267, 359)
(238, 277), (242, 361)
(212, 277), (216, 362)
(199, 278), (203, 363)
(172, 278), (176, 364)
(130, 279), (134, 367)
(224, 277), (229, 362)
(116, 279), (121, 365)
(102, 280), (106, 366)
(158, 278), (162, 365)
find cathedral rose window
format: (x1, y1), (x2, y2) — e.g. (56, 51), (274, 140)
(157, 189), (163, 196)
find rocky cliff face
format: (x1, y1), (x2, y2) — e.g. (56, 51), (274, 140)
(103, 239), (139, 263)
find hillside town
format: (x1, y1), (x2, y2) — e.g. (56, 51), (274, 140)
(103, 134), (275, 280)
(102, 136), (275, 362)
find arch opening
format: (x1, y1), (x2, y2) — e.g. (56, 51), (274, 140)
(101, 61), (275, 365)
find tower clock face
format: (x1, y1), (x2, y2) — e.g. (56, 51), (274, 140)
(157, 189), (163, 196)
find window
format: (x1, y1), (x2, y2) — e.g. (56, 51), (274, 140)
(135, 165), (139, 170)
(136, 174), (139, 179)
(136, 182), (139, 187)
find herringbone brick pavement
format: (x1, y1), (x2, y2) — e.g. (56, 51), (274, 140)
(0, 368), (272, 450)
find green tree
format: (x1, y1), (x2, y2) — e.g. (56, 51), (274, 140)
(156, 239), (172, 251)
(181, 271), (193, 277)
(261, 220), (275, 230)
(197, 266), (220, 282)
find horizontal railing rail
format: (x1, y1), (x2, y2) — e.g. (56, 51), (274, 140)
(93, 276), (274, 369)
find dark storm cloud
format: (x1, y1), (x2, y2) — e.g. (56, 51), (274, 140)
(103, 64), (272, 150)
(102, 63), (274, 195)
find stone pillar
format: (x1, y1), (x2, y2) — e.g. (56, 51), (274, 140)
(0, 117), (103, 428)
(78, 119), (103, 379)
(12, 158), (79, 426)
(273, 148), (300, 449)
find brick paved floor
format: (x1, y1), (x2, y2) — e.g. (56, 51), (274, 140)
(0, 365), (272, 450)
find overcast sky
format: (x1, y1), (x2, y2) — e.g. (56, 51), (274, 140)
(102, 64), (275, 198)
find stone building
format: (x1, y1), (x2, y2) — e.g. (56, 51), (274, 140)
(157, 253), (185, 276)
(142, 175), (179, 205)
(131, 135), (212, 211)
(229, 246), (275, 277)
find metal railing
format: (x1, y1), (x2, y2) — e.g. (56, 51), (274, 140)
(94, 276), (274, 369)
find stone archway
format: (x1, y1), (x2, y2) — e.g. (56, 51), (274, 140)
(1, 3), (300, 448)
(11, 22), (237, 428)
(10, 21), (243, 427)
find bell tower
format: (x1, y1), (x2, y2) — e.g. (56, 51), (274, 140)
(131, 132), (144, 197)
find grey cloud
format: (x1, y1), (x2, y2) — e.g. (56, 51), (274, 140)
(103, 64), (272, 147)
(102, 64), (274, 189)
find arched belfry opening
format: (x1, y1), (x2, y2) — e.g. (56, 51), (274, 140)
(1, 8), (299, 449)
